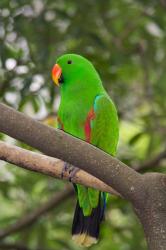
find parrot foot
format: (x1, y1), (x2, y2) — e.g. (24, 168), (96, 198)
(61, 162), (79, 182)
(68, 167), (79, 182)
(61, 162), (71, 179)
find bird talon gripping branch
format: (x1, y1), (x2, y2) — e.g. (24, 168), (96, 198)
(68, 167), (79, 182)
(61, 162), (71, 179)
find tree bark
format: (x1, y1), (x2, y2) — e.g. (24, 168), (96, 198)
(135, 174), (166, 250)
(0, 103), (166, 250)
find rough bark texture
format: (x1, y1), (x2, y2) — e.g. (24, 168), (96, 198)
(135, 174), (166, 249)
(0, 103), (166, 250)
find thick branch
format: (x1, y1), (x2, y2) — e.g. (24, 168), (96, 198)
(0, 186), (73, 240)
(0, 103), (142, 202)
(0, 141), (120, 196)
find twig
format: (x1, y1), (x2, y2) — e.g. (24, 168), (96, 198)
(0, 141), (120, 196)
(134, 149), (166, 171)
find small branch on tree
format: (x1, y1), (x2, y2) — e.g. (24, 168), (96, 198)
(0, 186), (73, 240)
(134, 149), (166, 171)
(0, 141), (120, 196)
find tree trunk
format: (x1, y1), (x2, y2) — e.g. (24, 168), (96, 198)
(135, 174), (166, 250)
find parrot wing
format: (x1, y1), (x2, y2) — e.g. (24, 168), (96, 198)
(90, 94), (119, 156)
(85, 94), (119, 212)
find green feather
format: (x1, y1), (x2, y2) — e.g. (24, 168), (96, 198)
(88, 188), (99, 209)
(91, 94), (119, 156)
(77, 185), (92, 216)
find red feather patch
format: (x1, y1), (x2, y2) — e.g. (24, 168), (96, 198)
(84, 108), (95, 143)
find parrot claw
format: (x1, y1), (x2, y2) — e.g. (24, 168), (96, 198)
(68, 167), (79, 182)
(61, 163), (79, 182)
(61, 162), (71, 179)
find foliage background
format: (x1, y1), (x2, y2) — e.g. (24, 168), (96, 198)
(0, 0), (166, 249)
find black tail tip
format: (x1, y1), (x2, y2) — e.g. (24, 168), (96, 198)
(72, 195), (105, 247)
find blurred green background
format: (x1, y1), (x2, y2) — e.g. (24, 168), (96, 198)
(0, 0), (166, 249)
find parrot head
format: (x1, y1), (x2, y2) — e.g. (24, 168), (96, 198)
(51, 54), (101, 89)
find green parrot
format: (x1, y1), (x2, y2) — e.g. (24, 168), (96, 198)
(52, 54), (119, 247)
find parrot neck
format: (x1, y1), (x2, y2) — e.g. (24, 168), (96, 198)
(60, 81), (104, 110)
(60, 78), (104, 100)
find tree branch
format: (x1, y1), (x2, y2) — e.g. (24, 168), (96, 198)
(134, 149), (166, 171)
(0, 141), (120, 196)
(0, 186), (73, 240)
(0, 103), (142, 202)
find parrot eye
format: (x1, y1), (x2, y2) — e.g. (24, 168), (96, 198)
(67, 60), (72, 64)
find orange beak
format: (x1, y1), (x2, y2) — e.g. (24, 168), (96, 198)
(52, 64), (62, 86)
